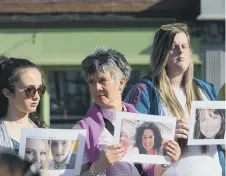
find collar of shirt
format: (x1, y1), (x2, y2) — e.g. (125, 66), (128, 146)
(100, 104), (127, 122)
(52, 153), (72, 169)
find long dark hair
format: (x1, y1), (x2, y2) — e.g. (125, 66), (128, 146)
(0, 56), (46, 128)
(134, 122), (162, 154)
(194, 109), (225, 139)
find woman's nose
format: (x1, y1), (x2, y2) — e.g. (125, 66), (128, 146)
(146, 138), (151, 143)
(94, 83), (103, 91)
(177, 46), (183, 54)
(33, 154), (41, 163)
(57, 145), (63, 153)
(32, 90), (40, 100)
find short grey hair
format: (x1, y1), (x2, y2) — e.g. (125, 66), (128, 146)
(81, 47), (132, 83)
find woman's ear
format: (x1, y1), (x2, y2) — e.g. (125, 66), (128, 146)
(2, 89), (12, 99)
(119, 77), (127, 91)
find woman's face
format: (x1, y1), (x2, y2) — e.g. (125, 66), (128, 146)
(142, 129), (155, 152)
(87, 71), (124, 108)
(51, 140), (72, 163)
(199, 109), (222, 139)
(25, 139), (47, 169)
(166, 32), (191, 76)
(120, 129), (135, 148)
(10, 68), (42, 114)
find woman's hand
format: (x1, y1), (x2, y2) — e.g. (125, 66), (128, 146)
(96, 144), (127, 171)
(163, 140), (181, 162)
(175, 119), (189, 140)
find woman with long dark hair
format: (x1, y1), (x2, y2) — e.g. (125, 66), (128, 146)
(135, 122), (163, 155)
(0, 56), (47, 154)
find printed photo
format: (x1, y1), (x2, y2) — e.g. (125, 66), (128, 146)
(114, 112), (176, 165)
(48, 140), (77, 170)
(19, 128), (86, 176)
(188, 101), (226, 145)
(24, 138), (49, 170)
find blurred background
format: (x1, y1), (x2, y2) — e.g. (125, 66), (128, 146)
(0, 0), (225, 128)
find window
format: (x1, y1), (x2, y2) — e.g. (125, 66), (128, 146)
(48, 71), (90, 118)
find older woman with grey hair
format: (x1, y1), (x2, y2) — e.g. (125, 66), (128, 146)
(73, 47), (142, 176)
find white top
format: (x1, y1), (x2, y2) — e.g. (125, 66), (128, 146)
(161, 88), (222, 176)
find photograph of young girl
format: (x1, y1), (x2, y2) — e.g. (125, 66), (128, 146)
(24, 138), (49, 170)
(19, 128), (86, 176)
(24, 138), (78, 171)
(188, 101), (226, 145)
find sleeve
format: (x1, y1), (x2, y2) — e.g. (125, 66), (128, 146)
(212, 84), (220, 100)
(124, 83), (151, 114)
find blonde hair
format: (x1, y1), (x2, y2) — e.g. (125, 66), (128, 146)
(151, 25), (203, 121)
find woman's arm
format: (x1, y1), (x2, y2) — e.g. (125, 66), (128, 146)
(152, 141), (181, 176)
(80, 144), (127, 176)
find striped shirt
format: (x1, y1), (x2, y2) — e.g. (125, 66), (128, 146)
(0, 119), (37, 154)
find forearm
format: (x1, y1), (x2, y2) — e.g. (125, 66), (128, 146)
(154, 164), (169, 176)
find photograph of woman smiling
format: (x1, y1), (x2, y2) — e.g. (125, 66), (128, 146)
(25, 138), (49, 170)
(194, 109), (225, 139)
(135, 122), (164, 155)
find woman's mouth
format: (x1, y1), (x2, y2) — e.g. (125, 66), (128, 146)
(55, 153), (63, 157)
(30, 103), (38, 107)
(34, 162), (42, 169)
(97, 95), (105, 99)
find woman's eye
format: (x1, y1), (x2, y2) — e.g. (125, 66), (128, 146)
(41, 152), (46, 156)
(26, 151), (33, 155)
(201, 118), (206, 122)
(212, 115), (218, 119)
(171, 46), (176, 50)
(182, 44), (188, 49)
(88, 80), (94, 84)
(62, 141), (68, 146)
(99, 78), (106, 83)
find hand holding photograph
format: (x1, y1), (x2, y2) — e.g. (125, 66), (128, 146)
(114, 112), (176, 165)
(188, 101), (226, 145)
(19, 128), (87, 176)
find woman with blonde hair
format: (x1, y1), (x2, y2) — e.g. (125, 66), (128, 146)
(124, 23), (225, 176)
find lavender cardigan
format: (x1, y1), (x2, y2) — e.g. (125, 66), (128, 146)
(78, 103), (151, 176)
